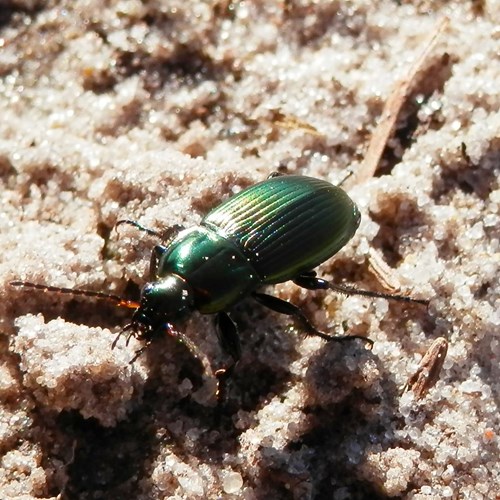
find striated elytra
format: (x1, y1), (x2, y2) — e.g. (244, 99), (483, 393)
(11, 174), (428, 386)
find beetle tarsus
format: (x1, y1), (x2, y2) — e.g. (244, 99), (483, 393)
(328, 281), (429, 305)
(252, 291), (372, 346)
(337, 169), (354, 187)
(215, 364), (236, 406)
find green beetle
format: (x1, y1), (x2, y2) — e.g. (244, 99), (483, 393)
(12, 175), (427, 373)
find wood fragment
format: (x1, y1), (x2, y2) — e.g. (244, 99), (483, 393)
(355, 17), (449, 184)
(403, 337), (448, 399)
(271, 109), (324, 137)
(367, 247), (403, 293)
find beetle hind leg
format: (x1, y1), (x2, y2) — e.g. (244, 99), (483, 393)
(293, 272), (429, 305)
(252, 292), (372, 346)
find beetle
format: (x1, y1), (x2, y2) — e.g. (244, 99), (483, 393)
(11, 174), (428, 382)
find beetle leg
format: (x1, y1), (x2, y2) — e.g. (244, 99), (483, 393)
(116, 219), (184, 244)
(159, 224), (184, 244)
(293, 274), (329, 290)
(129, 343), (150, 364)
(215, 312), (241, 362)
(293, 274), (429, 306)
(214, 312), (241, 403)
(252, 292), (372, 345)
(149, 245), (167, 280)
(164, 322), (207, 365)
(112, 322), (134, 350)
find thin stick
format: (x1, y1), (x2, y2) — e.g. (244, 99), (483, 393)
(356, 17), (449, 184)
(403, 337), (448, 398)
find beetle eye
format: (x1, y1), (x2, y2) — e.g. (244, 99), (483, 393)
(141, 283), (154, 298)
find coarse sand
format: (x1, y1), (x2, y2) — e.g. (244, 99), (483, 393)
(0, 1), (498, 499)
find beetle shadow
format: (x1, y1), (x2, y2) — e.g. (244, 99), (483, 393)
(246, 339), (403, 498)
(367, 195), (430, 269)
(234, 282), (439, 498)
(31, 340), (232, 498)
(48, 410), (158, 499)
(224, 299), (304, 410)
(129, 295), (434, 498)
(8, 278), (434, 498)
(431, 145), (497, 203)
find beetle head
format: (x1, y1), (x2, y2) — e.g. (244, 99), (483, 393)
(130, 274), (193, 339)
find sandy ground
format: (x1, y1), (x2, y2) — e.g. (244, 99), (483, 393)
(0, 1), (498, 499)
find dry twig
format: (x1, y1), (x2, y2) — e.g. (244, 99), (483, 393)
(355, 17), (449, 184)
(403, 337), (449, 399)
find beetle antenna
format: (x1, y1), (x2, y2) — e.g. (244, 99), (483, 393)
(9, 281), (140, 310)
(337, 169), (354, 187)
(328, 282), (429, 306)
(115, 219), (163, 238)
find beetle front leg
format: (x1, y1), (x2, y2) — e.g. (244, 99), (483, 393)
(252, 292), (372, 345)
(164, 322), (209, 368)
(149, 245), (166, 280)
(293, 272), (429, 305)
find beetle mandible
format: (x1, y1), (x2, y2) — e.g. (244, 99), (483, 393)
(11, 175), (428, 375)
